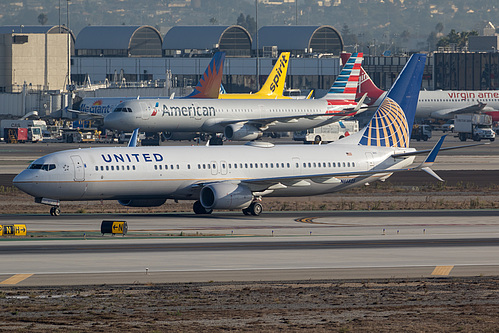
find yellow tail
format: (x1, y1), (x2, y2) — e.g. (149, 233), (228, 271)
(255, 52), (290, 97)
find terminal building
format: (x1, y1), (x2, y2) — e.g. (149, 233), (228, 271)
(0, 23), (498, 119)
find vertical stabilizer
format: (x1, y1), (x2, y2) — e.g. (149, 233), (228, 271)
(256, 52), (290, 97)
(341, 52), (385, 106)
(185, 52), (225, 99)
(322, 53), (363, 105)
(358, 54), (426, 148)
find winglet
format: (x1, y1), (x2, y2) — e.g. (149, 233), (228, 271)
(421, 135), (446, 167)
(128, 128), (140, 147)
(417, 135), (446, 181)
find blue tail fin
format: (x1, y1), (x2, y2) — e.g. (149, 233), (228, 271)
(185, 52), (225, 99)
(358, 54), (426, 148)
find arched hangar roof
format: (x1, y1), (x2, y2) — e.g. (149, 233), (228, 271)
(75, 25), (162, 57)
(256, 25), (343, 55)
(163, 25), (252, 57)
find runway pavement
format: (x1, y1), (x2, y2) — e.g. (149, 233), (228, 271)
(0, 210), (498, 286)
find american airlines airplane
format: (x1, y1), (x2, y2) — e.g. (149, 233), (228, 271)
(340, 53), (499, 120)
(103, 53), (366, 141)
(15, 53), (476, 217)
(72, 52), (294, 120)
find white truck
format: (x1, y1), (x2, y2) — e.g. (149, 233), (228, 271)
(0, 119), (46, 142)
(293, 120), (359, 144)
(454, 114), (495, 142)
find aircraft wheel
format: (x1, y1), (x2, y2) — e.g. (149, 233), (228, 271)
(249, 202), (263, 216)
(50, 206), (61, 216)
(193, 201), (212, 214)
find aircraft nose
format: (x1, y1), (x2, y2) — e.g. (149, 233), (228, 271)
(104, 112), (120, 130)
(13, 170), (35, 195)
(104, 111), (136, 131)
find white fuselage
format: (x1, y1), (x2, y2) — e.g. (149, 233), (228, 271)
(371, 90), (499, 119)
(13, 142), (415, 203)
(103, 98), (355, 133)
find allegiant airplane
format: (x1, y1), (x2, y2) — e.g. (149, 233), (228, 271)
(14, 53), (483, 217)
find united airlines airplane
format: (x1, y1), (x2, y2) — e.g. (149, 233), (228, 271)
(15, 53), (476, 217)
(103, 53), (366, 141)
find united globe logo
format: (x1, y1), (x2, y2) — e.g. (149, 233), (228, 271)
(359, 97), (409, 148)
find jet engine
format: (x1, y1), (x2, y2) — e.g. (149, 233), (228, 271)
(118, 198), (166, 207)
(224, 123), (262, 141)
(200, 183), (252, 210)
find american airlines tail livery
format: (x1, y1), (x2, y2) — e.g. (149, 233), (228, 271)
(103, 53), (366, 141)
(341, 53), (499, 120)
(15, 53), (480, 217)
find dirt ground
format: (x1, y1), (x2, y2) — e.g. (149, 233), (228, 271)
(1, 277), (499, 332)
(2, 179), (499, 215)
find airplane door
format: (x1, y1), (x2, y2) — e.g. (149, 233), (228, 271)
(140, 102), (151, 120)
(365, 153), (375, 168)
(220, 161), (228, 175)
(70, 155), (85, 182)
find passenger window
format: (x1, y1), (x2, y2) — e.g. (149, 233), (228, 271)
(276, 163), (279, 168)
(133, 165), (136, 170)
(270, 163), (274, 168)
(171, 165), (174, 170)
(101, 166), (104, 171)
(203, 164), (206, 169)
(106, 166), (109, 171)
(266, 163), (269, 168)
(127, 166), (130, 170)
(111, 166), (114, 171)
(245, 163), (248, 168)
(188, 164), (191, 169)
(177, 165), (180, 169)
(95, 166), (98, 171)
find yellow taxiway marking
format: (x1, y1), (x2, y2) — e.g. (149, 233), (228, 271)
(0, 274), (33, 285)
(431, 266), (454, 276)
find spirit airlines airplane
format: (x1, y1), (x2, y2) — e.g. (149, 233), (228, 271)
(73, 51), (293, 118)
(340, 53), (499, 120)
(14, 54), (475, 217)
(103, 53), (366, 141)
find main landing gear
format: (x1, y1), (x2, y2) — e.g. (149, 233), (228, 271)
(193, 201), (213, 215)
(242, 202), (263, 216)
(50, 206), (61, 216)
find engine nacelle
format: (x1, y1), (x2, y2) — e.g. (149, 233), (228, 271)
(224, 123), (262, 141)
(163, 132), (198, 141)
(118, 198), (166, 207)
(200, 183), (252, 210)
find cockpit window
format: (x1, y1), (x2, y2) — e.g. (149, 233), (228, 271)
(29, 163), (56, 171)
(114, 107), (132, 113)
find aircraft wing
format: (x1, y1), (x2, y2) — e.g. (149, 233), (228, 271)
(65, 108), (105, 118)
(217, 96), (368, 130)
(430, 102), (486, 118)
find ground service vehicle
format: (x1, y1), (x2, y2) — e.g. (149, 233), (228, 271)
(411, 124), (432, 141)
(454, 114), (495, 142)
(293, 120), (359, 144)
